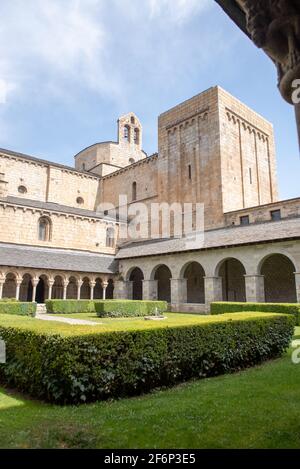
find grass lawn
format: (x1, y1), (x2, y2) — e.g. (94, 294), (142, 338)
(0, 322), (299, 448)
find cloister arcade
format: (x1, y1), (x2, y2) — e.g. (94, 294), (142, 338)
(119, 245), (300, 310)
(0, 269), (114, 303)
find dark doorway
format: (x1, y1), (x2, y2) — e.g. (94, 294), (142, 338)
(35, 278), (45, 303)
(154, 265), (172, 303)
(129, 268), (144, 300)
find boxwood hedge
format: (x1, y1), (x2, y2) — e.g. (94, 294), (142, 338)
(95, 300), (167, 317)
(0, 301), (36, 317)
(0, 313), (294, 404)
(211, 302), (300, 325)
(46, 299), (167, 317)
(46, 300), (95, 314)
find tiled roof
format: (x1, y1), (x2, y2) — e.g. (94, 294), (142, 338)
(0, 196), (118, 222)
(116, 217), (300, 259)
(0, 243), (118, 274)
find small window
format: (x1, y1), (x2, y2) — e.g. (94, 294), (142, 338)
(82, 163), (86, 171)
(106, 227), (115, 248)
(38, 217), (51, 241)
(240, 215), (250, 226)
(18, 185), (27, 194)
(131, 116), (135, 124)
(76, 197), (84, 205)
(249, 167), (252, 185)
(271, 209), (281, 221)
(129, 158), (135, 165)
(134, 128), (139, 145)
(132, 181), (137, 201)
(188, 165), (192, 180)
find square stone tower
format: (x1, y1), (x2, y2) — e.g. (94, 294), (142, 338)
(157, 86), (278, 229)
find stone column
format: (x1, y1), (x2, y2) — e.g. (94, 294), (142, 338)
(142, 280), (158, 300)
(170, 279), (187, 304)
(15, 279), (22, 301)
(102, 281), (108, 300)
(63, 279), (69, 300)
(204, 276), (222, 305)
(89, 281), (96, 300)
(245, 275), (265, 303)
(48, 280), (54, 300)
(31, 279), (39, 302)
(77, 279), (83, 300)
(295, 273), (300, 303)
(0, 279), (4, 300)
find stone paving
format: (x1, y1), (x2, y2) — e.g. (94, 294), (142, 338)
(36, 312), (100, 325)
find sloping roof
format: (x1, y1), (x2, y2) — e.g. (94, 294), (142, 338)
(0, 243), (118, 274)
(0, 196), (118, 222)
(116, 217), (300, 259)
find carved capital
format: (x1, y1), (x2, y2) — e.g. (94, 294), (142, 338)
(238, 0), (300, 104)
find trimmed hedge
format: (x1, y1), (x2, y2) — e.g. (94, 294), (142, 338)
(45, 299), (168, 317)
(46, 300), (95, 314)
(0, 301), (36, 317)
(95, 300), (168, 318)
(211, 302), (300, 325)
(0, 313), (294, 404)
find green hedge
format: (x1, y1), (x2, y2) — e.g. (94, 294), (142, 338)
(211, 302), (300, 325)
(45, 300), (95, 314)
(45, 299), (168, 317)
(95, 300), (168, 318)
(0, 313), (294, 404)
(0, 301), (36, 317)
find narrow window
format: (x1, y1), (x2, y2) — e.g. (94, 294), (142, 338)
(271, 209), (281, 221)
(240, 215), (250, 226)
(188, 164), (192, 180)
(38, 217), (51, 241)
(249, 167), (252, 185)
(134, 128), (139, 145)
(124, 125), (130, 142)
(106, 227), (115, 248)
(132, 181), (137, 201)
(82, 163), (86, 171)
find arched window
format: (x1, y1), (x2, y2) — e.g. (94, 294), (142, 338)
(132, 181), (137, 201)
(124, 125), (130, 143)
(38, 217), (51, 241)
(134, 128), (139, 145)
(106, 227), (115, 248)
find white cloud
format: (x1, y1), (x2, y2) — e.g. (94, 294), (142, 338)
(148, 0), (211, 23)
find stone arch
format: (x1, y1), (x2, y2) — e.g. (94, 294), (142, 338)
(67, 276), (78, 299)
(259, 253), (297, 303)
(38, 216), (52, 241)
(182, 261), (205, 304)
(216, 257), (246, 302)
(52, 275), (64, 299)
(3, 272), (18, 299)
(129, 267), (144, 300)
(81, 277), (91, 300)
(20, 273), (33, 301)
(94, 277), (103, 299)
(153, 264), (172, 303)
(106, 278), (114, 299)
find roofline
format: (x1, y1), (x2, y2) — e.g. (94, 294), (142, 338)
(224, 197), (300, 215)
(74, 141), (148, 159)
(0, 148), (100, 180)
(117, 236), (300, 260)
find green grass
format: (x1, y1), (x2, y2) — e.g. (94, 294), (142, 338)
(0, 324), (299, 448)
(0, 311), (289, 336)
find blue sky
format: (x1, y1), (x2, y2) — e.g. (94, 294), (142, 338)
(0, 0), (299, 199)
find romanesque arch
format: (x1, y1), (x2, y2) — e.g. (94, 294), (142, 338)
(182, 261), (205, 304)
(67, 276), (78, 299)
(217, 257), (246, 302)
(94, 278), (103, 299)
(20, 273), (33, 301)
(129, 267), (144, 300)
(3, 272), (17, 299)
(260, 254), (297, 303)
(81, 277), (91, 300)
(153, 265), (172, 303)
(52, 275), (64, 299)
(106, 279), (114, 299)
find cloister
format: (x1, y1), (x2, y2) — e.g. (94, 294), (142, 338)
(116, 243), (300, 311)
(0, 269), (114, 303)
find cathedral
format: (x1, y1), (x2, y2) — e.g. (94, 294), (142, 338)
(0, 86), (299, 312)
